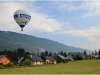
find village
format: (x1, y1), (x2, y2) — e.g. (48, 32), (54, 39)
(0, 48), (100, 67)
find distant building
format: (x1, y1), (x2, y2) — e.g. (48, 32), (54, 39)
(57, 54), (67, 60)
(87, 54), (99, 60)
(41, 56), (56, 64)
(66, 56), (74, 61)
(21, 55), (44, 65)
(57, 54), (67, 62)
(0, 55), (11, 66)
(18, 57), (24, 64)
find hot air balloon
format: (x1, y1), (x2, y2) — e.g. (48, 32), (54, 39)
(39, 48), (45, 53)
(13, 9), (31, 31)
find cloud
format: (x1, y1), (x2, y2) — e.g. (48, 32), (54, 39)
(0, 1), (63, 33)
(25, 12), (63, 33)
(57, 26), (100, 50)
(54, 1), (78, 11)
(0, 2), (23, 31)
(80, 1), (100, 17)
(59, 27), (100, 43)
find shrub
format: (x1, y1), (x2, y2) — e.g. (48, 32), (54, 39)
(98, 56), (100, 59)
(13, 61), (18, 66)
(19, 62), (23, 66)
(23, 60), (32, 66)
(63, 60), (67, 63)
(6, 63), (14, 67)
(74, 55), (83, 60)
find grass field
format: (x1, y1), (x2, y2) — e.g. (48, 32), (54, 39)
(0, 59), (100, 74)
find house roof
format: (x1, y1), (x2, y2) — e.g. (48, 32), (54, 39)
(18, 57), (24, 63)
(44, 56), (56, 61)
(28, 55), (44, 62)
(92, 55), (99, 58)
(66, 56), (74, 60)
(0, 55), (11, 61)
(57, 54), (66, 59)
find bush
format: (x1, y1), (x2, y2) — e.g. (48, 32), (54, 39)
(63, 60), (67, 63)
(6, 63), (14, 67)
(98, 56), (100, 59)
(74, 55), (83, 60)
(19, 62), (23, 66)
(13, 61), (18, 66)
(23, 60), (32, 66)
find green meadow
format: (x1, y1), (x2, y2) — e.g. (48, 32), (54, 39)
(0, 59), (100, 74)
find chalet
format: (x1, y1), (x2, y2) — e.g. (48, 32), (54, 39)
(87, 54), (99, 60)
(66, 55), (74, 61)
(41, 56), (56, 64)
(57, 54), (67, 62)
(21, 55), (44, 65)
(0, 55), (11, 66)
(18, 57), (24, 64)
(57, 54), (66, 60)
(92, 55), (99, 59)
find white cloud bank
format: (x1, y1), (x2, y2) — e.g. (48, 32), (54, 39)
(0, 1), (63, 33)
(59, 27), (100, 43)
(80, 1), (100, 17)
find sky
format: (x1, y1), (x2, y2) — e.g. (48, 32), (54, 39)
(0, 0), (100, 51)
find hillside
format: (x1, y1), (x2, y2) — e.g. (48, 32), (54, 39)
(0, 30), (91, 54)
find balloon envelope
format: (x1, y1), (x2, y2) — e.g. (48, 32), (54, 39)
(39, 48), (45, 53)
(13, 9), (31, 31)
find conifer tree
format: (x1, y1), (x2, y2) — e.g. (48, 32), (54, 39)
(98, 49), (100, 55)
(95, 49), (97, 55)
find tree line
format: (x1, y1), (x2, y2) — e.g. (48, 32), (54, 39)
(0, 48), (100, 63)
(0, 48), (67, 61)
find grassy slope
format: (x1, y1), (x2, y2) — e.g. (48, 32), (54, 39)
(0, 59), (100, 74)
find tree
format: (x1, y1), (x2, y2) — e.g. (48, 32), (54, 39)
(63, 52), (67, 57)
(48, 52), (52, 56)
(84, 50), (87, 59)
(17, 48), (25, 58)
(92, 51), (94, 55)
(73, 54), (83, 60)
(25, 52), (30, 56)
(45, 51), (48, 56)
(12, 50), (18, 61)
(98, 49), (100, 55)
(98, 49), (100, 59)
(59, 51), (64, 55)
(95, 49), (98, 55)
(23, 60), (32, 66)
(84, 50), (87, 55)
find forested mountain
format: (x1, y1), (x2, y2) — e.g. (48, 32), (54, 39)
(0, 30), (91, 54)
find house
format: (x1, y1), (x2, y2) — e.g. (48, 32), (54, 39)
(18, 57), (24, 64)
(57, 54), (67, 60)
(21, 55), (44, 65)
(87, 54), (99, 60)
(41, 56), (56, 64)
(0, 55), (11, 66)
(57, 54), (67, 62)
(87, 54), (95, 59)
(66, 55), (74, 61)
(92, 55), (99, 59)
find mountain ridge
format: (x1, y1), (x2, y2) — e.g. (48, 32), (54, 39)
(0, 30), (92, 54)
